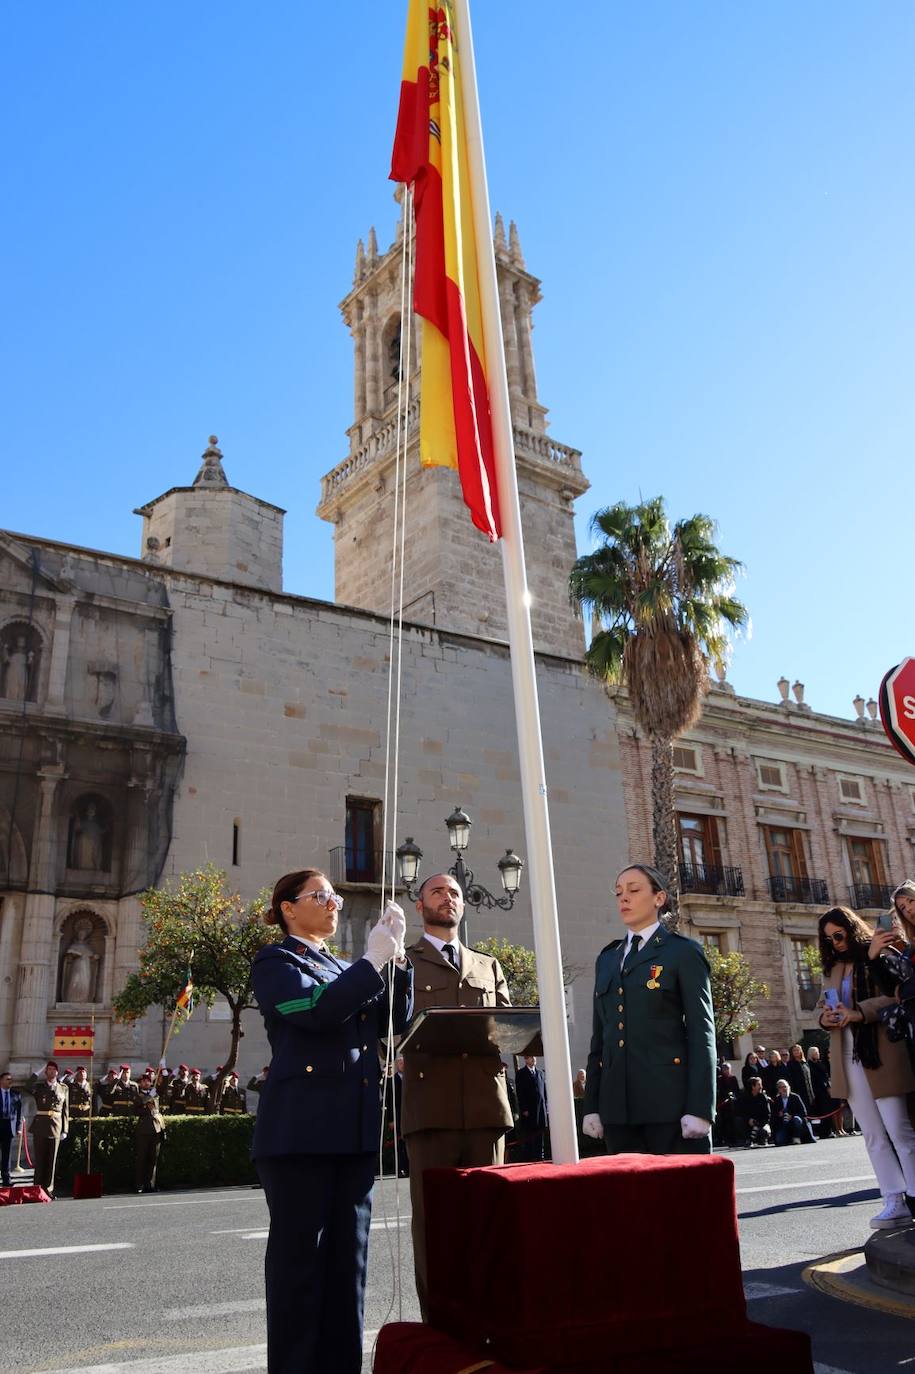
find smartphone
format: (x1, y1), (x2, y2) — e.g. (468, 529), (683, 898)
(876, 912), (896, 933)
(823, 988), (839, 1010)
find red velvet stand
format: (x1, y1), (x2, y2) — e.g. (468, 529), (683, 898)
(0, 1186), (51, 1205)
(373, 1155), (813, 1374)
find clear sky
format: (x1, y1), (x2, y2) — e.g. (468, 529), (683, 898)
(3, 4), (913, 721)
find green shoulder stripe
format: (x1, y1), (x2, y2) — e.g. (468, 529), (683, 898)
(276, 985), (327, 1015)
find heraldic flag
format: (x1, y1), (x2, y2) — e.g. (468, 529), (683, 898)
(390, 0), (502, 542)
(176, 971), (194, 1014)
(53, 1025), (94, 1058)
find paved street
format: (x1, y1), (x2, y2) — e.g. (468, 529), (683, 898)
(0, 1137), (911, 1373)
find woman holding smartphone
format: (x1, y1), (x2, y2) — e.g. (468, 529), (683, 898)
(817, 906), (915, 1229)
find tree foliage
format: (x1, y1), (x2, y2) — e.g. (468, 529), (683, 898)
(569, 497), (748, 925)
(706, 947), (770, 1045)
(472, 935), (580, 1008)
(113, 866), (280, 1096)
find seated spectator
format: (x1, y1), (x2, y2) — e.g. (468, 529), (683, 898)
(737, 1076), (772, 1148)
(785, 1044), (815, 1114)
(772, 1078), (817, 1145)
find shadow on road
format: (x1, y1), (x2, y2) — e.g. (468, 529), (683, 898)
(739, 1186), (879, 1222)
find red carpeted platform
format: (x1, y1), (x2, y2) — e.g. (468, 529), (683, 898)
(418, 1154), (811, 1371)
(0, 1185), (51, 1205)
(374, 1320), (813, 1373)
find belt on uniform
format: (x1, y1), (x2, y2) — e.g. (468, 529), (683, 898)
(35, 1110), (61, 1116)
(184, 1105), (205, 1112)
(222, 1108), (243, 1114)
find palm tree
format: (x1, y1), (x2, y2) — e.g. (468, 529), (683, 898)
(569, 497), (748, 927)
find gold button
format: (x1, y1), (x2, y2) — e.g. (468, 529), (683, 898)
(306, 1066), (313, 1073)
(425, 985), (432, 992)
(617, 987), (623, 995)
(462, 1052), (468, 1059)
(619, 1039), (625, 1047)
(618, 1004), (624, 1012)
(362, 1044), (368, 1052)
(618, 1022), (624, 1030)
(360, 1013), (367, 1021)
(363, 1078), (369, 1087)
(418, 1072), (424, 1080)
(673, 1057), (681, 1065)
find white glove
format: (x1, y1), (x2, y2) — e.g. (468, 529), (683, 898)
(364, 920), (399, 971)
(680, 1114), (712, 1140)
(582, 1113), (604, 1140)
(60, 1133), (68, 1142)
(381, 900), (406, 959)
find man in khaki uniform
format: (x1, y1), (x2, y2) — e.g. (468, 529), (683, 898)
(134, 1071), (166, 1192)
(110, 1065), (139, 1116)
(219, 1072), (247, 1115)
(167, 1064), (191, 1114)
(67, 1067), (92, 1121)
(402, 873), (513, 1315)
(27, 1060), (69, 1196)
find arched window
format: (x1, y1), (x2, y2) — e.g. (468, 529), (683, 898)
(66, 794), (114, 873)
(0, 621), (43, 704)
(383, 316), (402, 385)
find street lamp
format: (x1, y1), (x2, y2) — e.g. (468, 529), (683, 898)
(396, 807), (524, 942)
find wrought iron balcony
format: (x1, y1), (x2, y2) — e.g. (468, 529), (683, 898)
(767, 875), (829, 905)
(850, 882), (895, 911)
(328, 846), (396, 886)
(678, 862), (745, 898)
(796, 983), (820, 1012)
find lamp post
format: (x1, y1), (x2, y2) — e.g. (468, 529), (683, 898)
(397, 806), (524, 943)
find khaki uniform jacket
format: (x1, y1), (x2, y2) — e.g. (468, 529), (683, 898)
(183, 1083), (210, 1114)
(220, 1084), (248, 1115)
(818, 963), (915, 1100)
(28, 1078), (69, 1140)
(401, 935), (513, 1135)
(134, 1089), (166, 1136)
(110, 1081), (140, 1114)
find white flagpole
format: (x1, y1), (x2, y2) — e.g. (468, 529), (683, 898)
(452, 0), (579, 1165)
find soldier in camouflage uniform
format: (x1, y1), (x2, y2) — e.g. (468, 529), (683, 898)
(182, 1069), (210, 1115)
(219, 1071), (247, 1116)
(67, 1066), (92, 1121)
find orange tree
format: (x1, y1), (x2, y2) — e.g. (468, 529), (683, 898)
(113, 866), (280, 1104)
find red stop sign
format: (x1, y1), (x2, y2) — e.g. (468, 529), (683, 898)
(879, 658), (915, 765)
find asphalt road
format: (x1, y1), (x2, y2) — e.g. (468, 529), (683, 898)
(0, 1137), (911, 1373)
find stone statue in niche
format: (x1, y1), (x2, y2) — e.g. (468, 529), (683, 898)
(2, 634), (34, 701)
(68, 799), (111, 872)
(60, 917), (101, 1003)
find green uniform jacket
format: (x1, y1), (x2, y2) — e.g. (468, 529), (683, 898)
(584, 926), (716, 1126)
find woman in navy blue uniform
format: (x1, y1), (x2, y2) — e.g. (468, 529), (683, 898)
(252, 868), (413, 1374)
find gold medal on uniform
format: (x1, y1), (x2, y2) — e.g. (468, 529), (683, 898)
(647, 964), (662, 990)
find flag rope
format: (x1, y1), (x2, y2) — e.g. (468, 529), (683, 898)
(374, 183), (415, 1349)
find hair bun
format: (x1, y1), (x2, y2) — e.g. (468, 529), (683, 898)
(264, 906), (280, 926)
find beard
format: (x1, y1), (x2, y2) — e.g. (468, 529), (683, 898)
(424, 904), (459, 929)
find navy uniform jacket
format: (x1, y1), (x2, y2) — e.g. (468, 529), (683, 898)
(584, 925), (716, 1126)
(252, 936), (413, 1159)
(515, 1064), (547, 1129)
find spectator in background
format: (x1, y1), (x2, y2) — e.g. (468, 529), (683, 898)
(807, 1045), (842, 1137)
(761, 1049), (783, 1098)
(772, 1079), (817, 1145)
(754, 1045), (769, 1067)
(248, 1065), (270, 1095)
(738, 1076), (772, 1148)
(0, 1071), (22, 1186)
(785, 1044), (815, 1114)
(714, 1062), (742, 1147)
(572, 1069), (586, 1100)
(741, 1051), (761, 1091)
(515, 1055), (548, 1161)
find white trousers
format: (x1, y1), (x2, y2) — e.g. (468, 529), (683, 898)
(843, 1033), (915, 1198)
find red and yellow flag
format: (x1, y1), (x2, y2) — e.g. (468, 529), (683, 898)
(391, 1), (502, 541)
(53, 1025), (94, 1059)
(176, 972), (194, 1014)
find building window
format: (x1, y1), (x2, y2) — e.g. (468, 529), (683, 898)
(838, 776), (865, 805)
(345, 797), (382, 883)
(756, 760), (787, 792)
(672, 744), (702, 775)
(702, 931), (724, 954)
(232, 819), (241, 867)
(677, 814), (744, 897)
(847, 836), (889, 909)
(790, 938), (819, 1012)
(762, 825), (828, 903)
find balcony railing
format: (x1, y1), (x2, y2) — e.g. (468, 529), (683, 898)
(850, 882), (895, 911)
(767, 875), (829, 905)
(328, 846), (396, 886)
(679, 862), (745, 898)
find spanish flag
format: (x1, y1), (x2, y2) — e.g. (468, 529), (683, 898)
(175, 972), (194, 1014)
(391, 0), (502, 542)
(53, 1025), (94, 1058)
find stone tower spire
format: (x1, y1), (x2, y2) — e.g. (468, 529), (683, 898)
(317, 211), (588, 658)
(193, 435), (229, 487)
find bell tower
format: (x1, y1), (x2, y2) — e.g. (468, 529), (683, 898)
(316, 197), (589, 659)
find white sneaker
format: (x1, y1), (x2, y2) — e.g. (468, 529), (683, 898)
(870, 1194), (912, 1230)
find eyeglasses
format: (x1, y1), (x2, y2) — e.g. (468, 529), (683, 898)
(826, 931), (847, 944)
(294, 890), (344, 911)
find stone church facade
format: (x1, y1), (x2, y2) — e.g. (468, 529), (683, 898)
(1, 205), (910, 1077)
